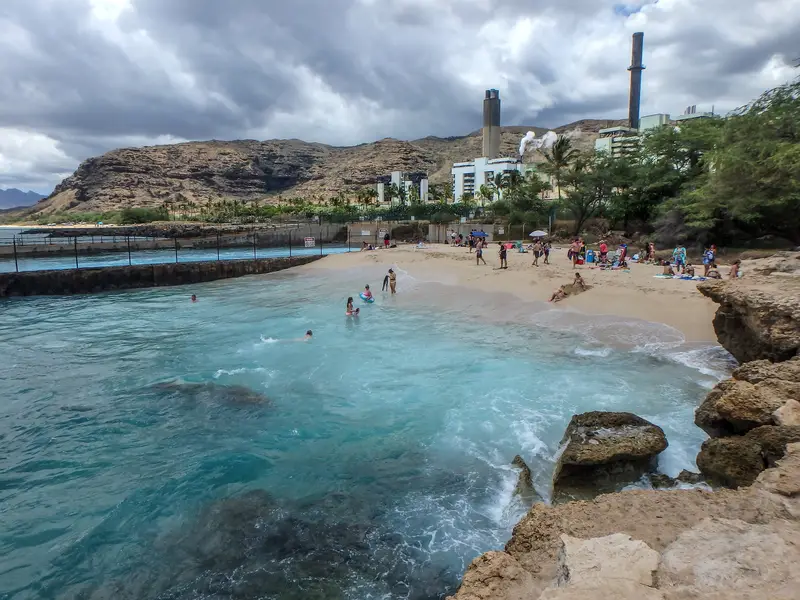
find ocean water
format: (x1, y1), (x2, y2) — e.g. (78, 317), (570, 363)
(0, 265), (733, 599)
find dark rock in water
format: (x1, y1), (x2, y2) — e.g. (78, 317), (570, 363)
(648, 473), (676, 489)
(676, 470), (704, 485)
(552, 411), (668, 501)
(511, 455), (537, 503)
(696, 425), (800, 488)
(59, 405), (94, 412)
(150, 380), (270, 405)
(100, 489), (458, 600)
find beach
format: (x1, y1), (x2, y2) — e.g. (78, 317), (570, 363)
(300, 243), (719, 342)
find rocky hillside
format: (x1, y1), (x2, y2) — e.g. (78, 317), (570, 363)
(21, 120), (623, 218)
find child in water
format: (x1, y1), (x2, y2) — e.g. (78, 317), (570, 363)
(346, 297), (360, 316)
(363, 284), (373, 300)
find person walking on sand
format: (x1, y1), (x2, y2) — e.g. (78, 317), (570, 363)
(498, 242), (508, 269)
(543, 241), (551, 265)
(388, 268), (397, 294)
(476, 239), (487, 265)
(570, 239), (581, 269)
(532, 240), (542, 266)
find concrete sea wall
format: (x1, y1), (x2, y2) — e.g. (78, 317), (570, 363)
(0, 256), (322, 297)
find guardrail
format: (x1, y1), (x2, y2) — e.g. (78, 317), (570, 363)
(0, 231), (352, 273)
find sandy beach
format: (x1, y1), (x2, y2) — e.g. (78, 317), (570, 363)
(302, 243), (719, 342)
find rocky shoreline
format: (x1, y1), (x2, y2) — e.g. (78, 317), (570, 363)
(449, 252), (800, 600)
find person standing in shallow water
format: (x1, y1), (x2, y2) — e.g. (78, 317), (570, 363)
(388, 268), (397, 294)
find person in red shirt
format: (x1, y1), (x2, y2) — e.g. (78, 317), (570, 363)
(599, 240), (608, 264)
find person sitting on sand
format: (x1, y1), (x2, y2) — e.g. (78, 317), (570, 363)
(663, 261), (676, 276)
(346, 297), (360, 316)
(707, 264), (721, 279)
(685, 263), (695, 277)
(729, 259), (741, 279)
(363, 284), (373, 300)
(574, 272), (587, 291)
(549, 286), (568, 303)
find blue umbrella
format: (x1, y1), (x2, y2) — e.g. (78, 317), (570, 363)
(471, 231), (487, 238)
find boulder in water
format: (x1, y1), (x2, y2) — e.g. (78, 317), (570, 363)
(150, 380), (270, 405)
(511, 454), (536, 501)
(552, 412), (668, 500)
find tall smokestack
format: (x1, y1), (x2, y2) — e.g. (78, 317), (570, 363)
(482, 89), (501, 159)
(627, 32), (645, 130)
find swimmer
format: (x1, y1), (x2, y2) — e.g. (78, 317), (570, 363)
(304, 330), (313, 340)
(346, 297), (360, 316)
(363, 284), (373, 299)
(191, 294), (197, 302)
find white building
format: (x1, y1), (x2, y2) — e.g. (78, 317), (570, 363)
(451, 157), (522, 202)
(595, 110), (718, 156)
(376, 170), (429, 205)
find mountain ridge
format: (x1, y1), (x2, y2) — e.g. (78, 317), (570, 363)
(18, 119), (625, 219)
(0, 188), (46, 210)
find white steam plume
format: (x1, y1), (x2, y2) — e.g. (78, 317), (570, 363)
(519, 130), (558, 156)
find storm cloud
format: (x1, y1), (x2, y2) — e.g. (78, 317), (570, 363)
(0, 0), (797, 192)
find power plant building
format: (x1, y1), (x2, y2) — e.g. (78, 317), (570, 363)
(482, 89), (501, 159)
(376, 171), (429, 205)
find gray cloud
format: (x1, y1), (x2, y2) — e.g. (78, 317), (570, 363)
(0, 0), (797, 193)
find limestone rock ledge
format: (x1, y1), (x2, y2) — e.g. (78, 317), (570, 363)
(446, 443), (800, 600)
(696, 255), (800, 363)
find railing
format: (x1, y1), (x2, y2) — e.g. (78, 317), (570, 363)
(0, 230), (353, 273)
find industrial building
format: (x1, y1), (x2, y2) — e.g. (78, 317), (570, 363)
(595, 33), (719, 156)
(375, 171), (429, 205)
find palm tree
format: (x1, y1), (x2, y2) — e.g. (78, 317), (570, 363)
(493, 172), (505, 201)
(541, 135), (578, 201)
(477, 184), (492, 208)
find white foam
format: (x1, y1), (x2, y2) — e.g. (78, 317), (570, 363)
(213, 367), (267, 379)
(259, 336), (279, 344)
(573, 346), (612, 358)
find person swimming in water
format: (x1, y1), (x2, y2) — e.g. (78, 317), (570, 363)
(346, 297), (360, 316)
(303, 330), (313, 340)
(191, 294), (197, 302)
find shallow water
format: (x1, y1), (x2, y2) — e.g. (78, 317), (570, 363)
(0, 266), (732, 599)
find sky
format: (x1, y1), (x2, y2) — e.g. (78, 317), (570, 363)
(0, 0), (797, 194)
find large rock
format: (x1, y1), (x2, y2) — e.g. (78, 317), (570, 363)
(512, 455), (538, 503)
(444, 551), (538, 600)
(552, 412), (668, 499)
(538, 578), (664, 600)
(696, 425), (800, 488)
(697, 272), (800, 364)
(694, 357), (800, 436)
(555, 533), (659, 587)
(658, 517), (800, 599)
(773, 399), (800, 426)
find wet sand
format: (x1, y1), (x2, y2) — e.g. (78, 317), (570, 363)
(299, 244), (719, 342)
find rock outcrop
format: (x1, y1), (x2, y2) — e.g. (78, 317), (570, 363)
(696, 425), (800, 488)
(697, 255), (800, 363)
(16, 121), (610, 220)
(447, 443), (800, 600)
(512, 455), (537, 502)
(552, 412), (667, 500)
(695, 357), (800, 436)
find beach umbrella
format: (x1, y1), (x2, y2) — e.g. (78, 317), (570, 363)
(529, 230), (547, 238)
(471, 231), (487, 237)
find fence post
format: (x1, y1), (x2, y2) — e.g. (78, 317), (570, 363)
(319, 222), (323, 256)
(13, 238), (19, 272)
(253, 232), (257, 260)
(347, 225), (350, 253)
(174, 238), (179, 263)
(127, 236), (132, 266)
(74, 237), (79, 269)
(289, 230), (292, 258)
(217, 232), (221, 261)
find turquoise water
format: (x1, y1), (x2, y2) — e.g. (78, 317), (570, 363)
(0, 265), (732, 599)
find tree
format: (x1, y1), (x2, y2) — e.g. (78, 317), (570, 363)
(477, 184), (493, 207)
(540, 134), (578, 201)
(677, 77), (800, 243)
(492, 172), (506, 201)
(562, 154), (612, 235)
